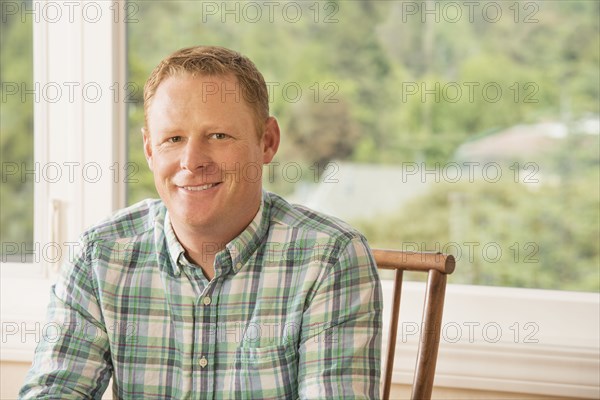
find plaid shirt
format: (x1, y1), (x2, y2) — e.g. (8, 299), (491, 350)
(20, 191), (382, 399)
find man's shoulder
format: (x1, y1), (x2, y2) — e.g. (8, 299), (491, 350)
(266, 191), (363, 242)
(82, 198), (165, 242)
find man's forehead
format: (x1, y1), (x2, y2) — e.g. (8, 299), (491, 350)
(146, 72), (257, 131)
(148, 73), (248, 112)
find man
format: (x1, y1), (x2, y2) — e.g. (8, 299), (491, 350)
(20, 46), (382, 399)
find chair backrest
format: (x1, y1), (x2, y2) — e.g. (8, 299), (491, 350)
(373, 250), (456, 400)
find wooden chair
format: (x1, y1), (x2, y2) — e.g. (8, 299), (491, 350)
(373, 250), (456, 400)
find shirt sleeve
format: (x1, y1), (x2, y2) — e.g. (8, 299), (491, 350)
(19, 239), (112, 399)
(297, 235), (383, 399)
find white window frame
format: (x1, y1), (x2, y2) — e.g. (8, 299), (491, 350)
(1, 1), (598, 398)
(1, 0), (126, 359)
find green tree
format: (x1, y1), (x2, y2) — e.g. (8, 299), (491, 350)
(1, 4), (34, 259)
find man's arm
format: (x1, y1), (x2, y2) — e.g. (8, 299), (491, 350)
(19, 240), (112, 399)
(297, 235), (383, 399)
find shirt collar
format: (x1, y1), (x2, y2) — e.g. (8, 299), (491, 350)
(163, 191), (271, 277)
(164, 210), (186, 276)
(225, 191), (270, 274)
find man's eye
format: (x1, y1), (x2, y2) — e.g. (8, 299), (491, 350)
(211, 133), (228, 140)
(168, 136), (182, 143)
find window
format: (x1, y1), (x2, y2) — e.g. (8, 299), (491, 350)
(1, 0), (127, 278)
(126, 0), (599, 292)
(1, 1), (34, 264)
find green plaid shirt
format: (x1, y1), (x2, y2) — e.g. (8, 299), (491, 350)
(20, 191), (382, 399)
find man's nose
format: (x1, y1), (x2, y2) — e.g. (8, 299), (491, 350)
(180, 139), (211, 172)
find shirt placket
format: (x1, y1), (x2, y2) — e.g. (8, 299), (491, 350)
(187, 267), (218, 400)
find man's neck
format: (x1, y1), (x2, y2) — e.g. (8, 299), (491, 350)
(169, 204), (261, 277)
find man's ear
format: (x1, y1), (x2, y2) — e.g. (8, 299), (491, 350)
(142, 128), (153, 171)
(262, 117), (280, 164)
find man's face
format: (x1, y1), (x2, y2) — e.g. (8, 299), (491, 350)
(144, 73), (279, 236)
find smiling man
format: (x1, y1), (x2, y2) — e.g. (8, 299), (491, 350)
(144, 71), (279, 280)
(20, 46), (382, 399)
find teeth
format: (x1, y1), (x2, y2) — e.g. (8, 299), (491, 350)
(182, 183), (217, 191)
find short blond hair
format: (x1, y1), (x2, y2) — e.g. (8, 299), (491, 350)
(143, 46), (269, 135)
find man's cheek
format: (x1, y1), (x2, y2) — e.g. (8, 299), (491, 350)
(239, 161), (262, 184)
(204, 163), (221, 177)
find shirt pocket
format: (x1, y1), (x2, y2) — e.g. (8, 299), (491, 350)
(228, 343), (298, 399)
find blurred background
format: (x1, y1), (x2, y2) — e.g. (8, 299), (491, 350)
(3, 0), (598, 291)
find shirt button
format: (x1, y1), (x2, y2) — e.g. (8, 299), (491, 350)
(236, 262), (242, 269)
(199, 356), (208, 368)
(202, 296), (211, 306)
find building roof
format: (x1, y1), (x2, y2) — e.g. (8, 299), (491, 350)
(289, 162), (431, 222)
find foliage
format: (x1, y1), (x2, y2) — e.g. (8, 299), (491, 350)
(1, 1), (598, 291)
(0, 5), (33, 254)
(354, 139), (600, 291)
(285, 99), (360, 176)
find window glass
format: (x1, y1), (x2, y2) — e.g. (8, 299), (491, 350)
(126, 1), (599, 291)
(1, 1), (34, 263)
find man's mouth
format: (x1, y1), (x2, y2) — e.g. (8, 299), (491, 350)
(180, 182), (220, 192)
